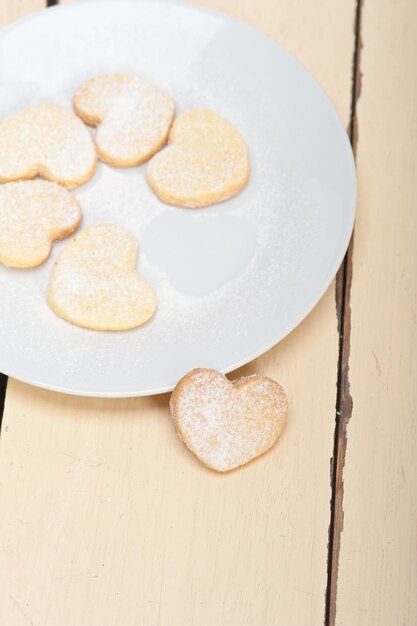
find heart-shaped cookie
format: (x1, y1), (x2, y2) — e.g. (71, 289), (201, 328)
(0, 180), (81, 268)
(170, 368), (287, 472)
(73, 74), (175, 167)
(147, 109), (250, 208)
(48, 224), (157, 331)
(0, 104), (96, 188)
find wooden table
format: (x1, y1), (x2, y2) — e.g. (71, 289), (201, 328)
(0, 1), (416, 624)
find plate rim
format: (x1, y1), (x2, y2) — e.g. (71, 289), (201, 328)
(0, 0), (356, 398)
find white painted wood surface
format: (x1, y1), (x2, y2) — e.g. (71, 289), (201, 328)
(0, 0), (44, 25)
(0, 1), (357, 625)
(336, 1), (417, 624)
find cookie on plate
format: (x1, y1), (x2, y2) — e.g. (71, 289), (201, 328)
(0, 180), (81, 268)
(170, 368), (287, 472)
(73, 74), (175, 167)
(0, 104), (96, 188)
(48, 224), (156, 331)
(147, 109), (249, 208)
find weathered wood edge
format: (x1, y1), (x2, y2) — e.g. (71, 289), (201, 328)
(325, 1), (363, 624)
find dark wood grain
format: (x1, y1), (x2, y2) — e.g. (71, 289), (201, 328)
(325, 1), (363, 624)
(0, 374), (7, 431)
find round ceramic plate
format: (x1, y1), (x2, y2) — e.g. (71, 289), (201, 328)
(0, 0), (355, 397)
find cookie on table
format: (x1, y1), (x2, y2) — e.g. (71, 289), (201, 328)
(147, 109), (250, 208)
(0, 104), (96, 188)
(73, 74), (175, 167)
(170, 368), (287, 472)
(0, 180), (81, 268)
(48, 224), (156, 331)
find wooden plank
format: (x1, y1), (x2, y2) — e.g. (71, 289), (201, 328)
(0, 0), (45, 26)
(0, 1), (356, 624)
(335, 1), (417, 624)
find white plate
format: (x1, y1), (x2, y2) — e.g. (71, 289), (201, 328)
(0, 0), (355, 397)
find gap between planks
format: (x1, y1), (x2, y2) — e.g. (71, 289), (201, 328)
(0, 375), (6, 430)
(325, 0), (363, 624)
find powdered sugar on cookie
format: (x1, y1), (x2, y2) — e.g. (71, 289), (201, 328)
(48, 224), (157, 331)
(73, 74), (175, 167)
(0, 180), (81, 268)
(170, 368), (287, 471)
(0, 104), (96, 188)
(147, 109), (249, 208)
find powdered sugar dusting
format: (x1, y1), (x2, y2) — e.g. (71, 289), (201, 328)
(171, 369), (288, 471)
(48, 224), (156, 331)
(0, 180), (81, 267)
(0, 0), (352, 394)
(74, 74), (175, 166)
(147, 108), (249, 207)
(0, 104), (96, 188)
